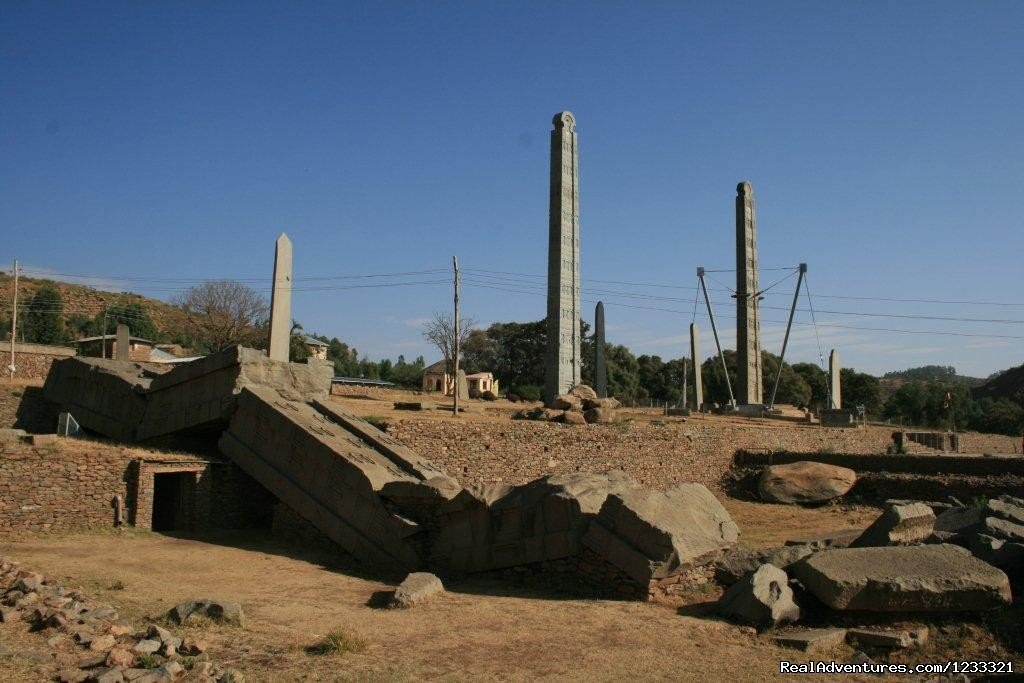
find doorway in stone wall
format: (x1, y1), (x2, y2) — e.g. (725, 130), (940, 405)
(151, 472), (192, 531)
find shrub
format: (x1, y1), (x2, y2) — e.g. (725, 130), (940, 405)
(306, 628), (368, 656)
(511, 385), (542, 402)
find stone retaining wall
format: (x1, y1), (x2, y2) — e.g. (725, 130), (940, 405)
(388, 418), (1022, 490)
(7, 343), (76, 380)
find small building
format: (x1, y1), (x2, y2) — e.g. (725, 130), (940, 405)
(466, 372), (499, 396)
(75, 334), (156, 362)
(421, 360), (499, 396)
(303, 336), (329, 360)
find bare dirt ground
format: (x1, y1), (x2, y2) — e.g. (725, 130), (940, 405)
(3, 527), (876, 683)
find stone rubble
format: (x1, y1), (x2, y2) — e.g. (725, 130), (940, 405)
(0, 555), (233, 683)
(716, 563), (799, 628)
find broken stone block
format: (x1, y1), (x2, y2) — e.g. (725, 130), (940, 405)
(969, 534), (1024, 577)
(219, 387), (425, 570)
(985, 516), (1024, 543)
(583, 397), (620, 411)
(432, 471), (641, 573)
(714, 545), (815, 585)
(988, 499), (1024, 526)
(933, 505), (986, 538)
(758, 461), (856, 504)
(717, 564), (799, 628)
(847, 626), (928, 649)
(390, 572), (445, 608)
(772, 628), (847, 653)
(132, 639), (161, 654)
(791, 544), (1012, 611)
(850, 502), (935, 547)
(582, 483), (739, 585)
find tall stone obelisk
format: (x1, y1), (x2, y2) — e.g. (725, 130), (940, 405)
(829, 349), (842, 409)
(690, 323), (703, 411)
(268, 233), (293, 362)
(735, 181), (763, 405)
(544, 111), (581, 403)
(594, 301), (607, 398)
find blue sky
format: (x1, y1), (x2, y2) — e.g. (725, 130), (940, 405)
(2, 2), (1022, 377)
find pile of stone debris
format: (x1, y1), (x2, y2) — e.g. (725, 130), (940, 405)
(0, 556), (243, 683)
(513, 384), (621, 425)
(711, 494), (1023, 655)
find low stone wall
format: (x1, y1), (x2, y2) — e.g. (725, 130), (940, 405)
(0, 437), (131, 535)
(7, 342), (76, 380)
(0, 436), (273, 537)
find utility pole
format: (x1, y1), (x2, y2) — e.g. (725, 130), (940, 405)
(767, 264), (807, 410)
(698, 267), (735, 408)
(101, 303), (108, 359)
(452, 255), (460, 417)
(8, 259), (18, 382)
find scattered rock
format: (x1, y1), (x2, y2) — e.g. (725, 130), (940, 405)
(568, 384), (598, 401)
(106, 646), (136, 668)
(772, 628), (847, 653)
(758, 461), (856, 504)
(583, 407), (615, 424)
(716, 564), (799, 628)
(791, 544), (1012, 611)
(132, 639), (161, 654)
(218, 669), (245, 683)
(558, 410), (587, 426)
(851, 502), (936, 547)
(168, 599), (245, 627)
(58, 669), (90, 683)
(985, 516), (1024, 543)
(88, 634), (117, 652)
(583, 397), (620, 410)
(390, 572), (445, 608)
(847, 626), (929, 649)
(548, 394), (582, 412)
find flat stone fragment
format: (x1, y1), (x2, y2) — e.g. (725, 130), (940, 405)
(716, 564), (799, 628)
(390, 572), (444, 608)
(791, 544), (1012, 611)
(784, 529), (861, 550)
(985, 516), (1024, 542)
(851, 502), (936, 547)
(847, 627), (929, 649)
(988, 499), (1024, 526)
(758, 461), (856, 504)
(773, 628), (847, 653)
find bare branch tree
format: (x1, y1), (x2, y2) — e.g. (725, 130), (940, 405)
(172, 280), (270, 353)
(422, 312), (477, 380)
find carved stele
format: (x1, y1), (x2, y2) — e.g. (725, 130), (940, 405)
(268, 233), (293, 363)
(735, 181), (763, 405)
(544, 111), (581, 403)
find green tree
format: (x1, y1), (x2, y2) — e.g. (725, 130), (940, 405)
(95, 301), (159, 341)
(792, 363), (829, 409)
(23, 283), (65, 344)
(840, 368), (882, 415)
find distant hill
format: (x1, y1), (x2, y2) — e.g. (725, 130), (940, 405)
(881, 365), (985, 387)
(0, 271), (187, 343)
(972, 364), (1024, 404)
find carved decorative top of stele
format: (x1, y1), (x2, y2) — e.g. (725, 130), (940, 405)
(552, 110), (576, 131)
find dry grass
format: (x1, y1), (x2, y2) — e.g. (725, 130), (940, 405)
(1, 528), (871, 682)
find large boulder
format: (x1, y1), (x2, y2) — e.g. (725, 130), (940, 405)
(717, 563), (799, 628)
(851, 502), (935, 547)
(758, 461), (856, 504)
(790, 544), (1012, 611)
(583, 397), (620, 411)
(548, 394), (582, 412)
(568, 384), (598, 401)
(583, 483), (739, 585)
